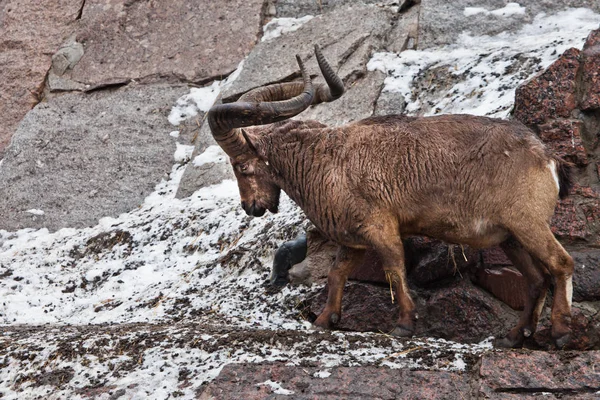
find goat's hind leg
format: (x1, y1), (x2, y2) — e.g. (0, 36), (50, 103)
(496, 237), (551, 348)
(313, 246), (365, 330)
(510, 227), (574, 348)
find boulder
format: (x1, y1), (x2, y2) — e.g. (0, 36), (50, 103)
(0, 0), (83, 155)
(571, 249), (600, 302)
(533, 306), (600, 351)
(513, 48), (581, 126)
(201, 363), (470, 400)
(478, 351), (600, 397)
(0, 84), (187, 231)
(473, 268), (528, 311)
(416, 280), (518, 342)
(404, 237), (479, 287)
(310, 280), (518, 342)
(481, 246), (512, 267)
(63, 0), (263, 90)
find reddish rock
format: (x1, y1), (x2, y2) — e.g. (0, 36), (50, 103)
(312, 281), (398, 333)
(417, 280), (518, 343)
(514, 48), (581, 125)
(533, 307), (600, 351)
(478, 350), (600, 397)
(537, 119), (587, 166)
(349, 237), (480, 286)
(579, 29), (600, 111)
(311, 280), (518, 342)
(348, 249), (386, 283)
(70, 0), (263, 89)
(551, 197), (590, 243)
(0, 0), (82, 154)
(482, 246), (512, 267)
(474, 268), (527, 311)
(201, 363), (471, 400)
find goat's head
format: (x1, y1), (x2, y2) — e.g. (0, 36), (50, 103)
(208, 45), (344, 217)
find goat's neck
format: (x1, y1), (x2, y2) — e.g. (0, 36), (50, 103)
(260, 130), (327, 210)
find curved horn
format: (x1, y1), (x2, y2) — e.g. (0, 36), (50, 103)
(313, 44), (344, 103)
(208, 55), (313, 158)
(239, 45), (344, 105)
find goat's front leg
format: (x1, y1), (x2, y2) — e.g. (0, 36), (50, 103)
(313, 246), (365, 330)
(367, 228), (416, 337)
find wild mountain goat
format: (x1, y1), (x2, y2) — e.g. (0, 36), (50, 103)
(208, 46), (574, 348)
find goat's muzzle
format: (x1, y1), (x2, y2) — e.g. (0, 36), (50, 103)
(241, 200), (267, 217)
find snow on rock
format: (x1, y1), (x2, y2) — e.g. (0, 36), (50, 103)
(25, 209), (45, 216)
(168, 59), (245, 126)
(256, 380), (295, 395)
(193, 145), (227, 167)
(261, 16), (314, 42)
(368, 8), (600, 117)
(464, 3), (526, 17)
(0, 324), (496, 399)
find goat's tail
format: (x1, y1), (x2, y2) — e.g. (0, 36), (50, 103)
(554, 156), (574, 199)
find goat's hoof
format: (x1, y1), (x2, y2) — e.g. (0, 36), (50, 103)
(390, 326), (414, 338)
(313, 311), (340, 330)
(330, 312), (340, 325)
(554, 333), (571, 350)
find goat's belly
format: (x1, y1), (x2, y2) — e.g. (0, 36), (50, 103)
(417, 220), (510, 249)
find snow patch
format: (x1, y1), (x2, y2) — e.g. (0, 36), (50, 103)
(257, 380), (295, 395)
(168, 59), (245, 126)
(262, 16), (314, 42)
(193, 145), (228, 167)
(174, 143), (195, 162)
(464, 3), (526, 17)
(314, 369), (332, 378)
(25, 209), (45, 216)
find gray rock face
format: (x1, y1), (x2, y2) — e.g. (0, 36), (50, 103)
(300, 71), (386, 126)
(418, 0), (600, 49)
(64, 0), (263, 90)
(175, 121), (235, 199)
(0, 0), (82, 155)
(274, 0), (401, 18)
(0, 84), (188, 231)
(222, 4), (394, 100)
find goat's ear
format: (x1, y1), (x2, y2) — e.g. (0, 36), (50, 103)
(241, 129), (260, 156)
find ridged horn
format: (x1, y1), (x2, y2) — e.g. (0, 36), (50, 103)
(313, 44), (344, 103)
(239, 45), (344, 105)
(208, 55), (313, 158)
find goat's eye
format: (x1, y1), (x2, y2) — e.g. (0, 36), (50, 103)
(239, 163), (248, 172)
